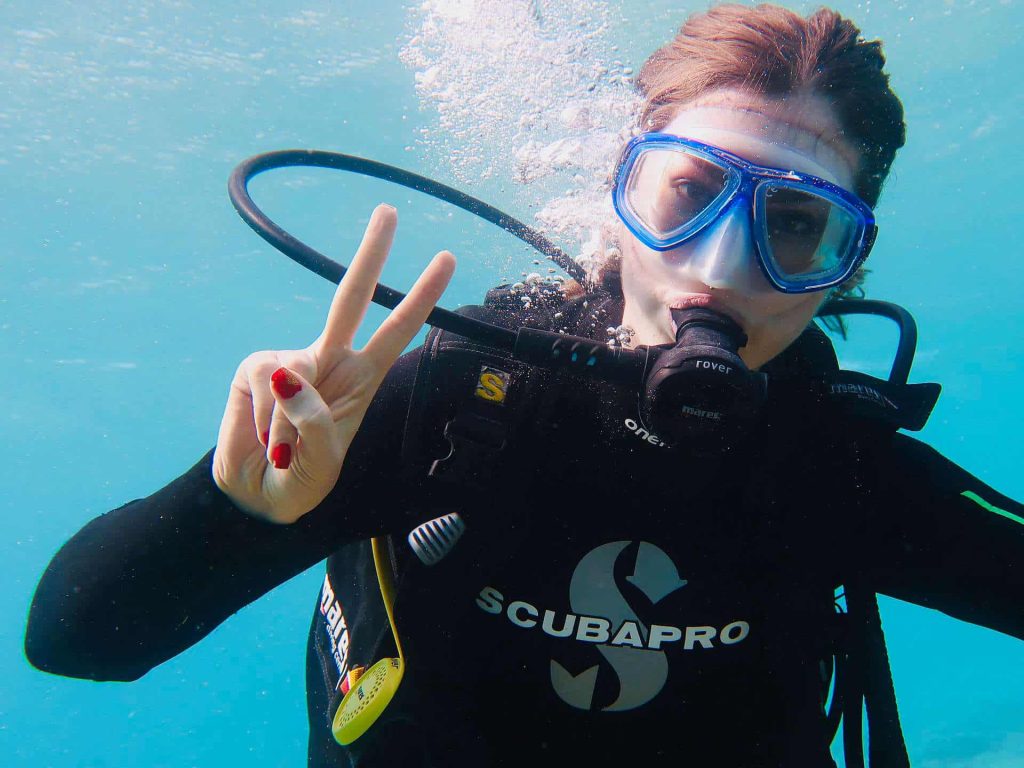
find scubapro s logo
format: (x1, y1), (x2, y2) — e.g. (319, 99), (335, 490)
(552, 541), (686, 712)
(474, 366), (509, 404)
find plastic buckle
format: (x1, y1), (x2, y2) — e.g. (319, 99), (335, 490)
(429, 412), (508, 487)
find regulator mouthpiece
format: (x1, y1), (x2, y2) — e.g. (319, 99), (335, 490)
(641, 308), (767, 453)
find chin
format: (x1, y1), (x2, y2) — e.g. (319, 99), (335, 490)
(739, 348), (767, 370)
(743, 331), (801, 370)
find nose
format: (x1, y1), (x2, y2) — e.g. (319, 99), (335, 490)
(682, 194), (761, 291)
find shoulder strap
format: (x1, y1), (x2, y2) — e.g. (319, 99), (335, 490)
(399, 304), (537, 492)
(761, 323), (916, 768)
(400, 285), (614, 493)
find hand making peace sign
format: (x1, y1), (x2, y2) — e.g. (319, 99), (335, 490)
(212, 204), (456, 523)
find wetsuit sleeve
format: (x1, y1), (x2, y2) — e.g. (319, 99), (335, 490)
(857, 432), (1024, 641)
(25, 350), (425, 682)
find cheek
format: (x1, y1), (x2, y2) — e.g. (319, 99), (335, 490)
(744, 279), (825, 326)
(774, 293), (825, 328)
(619, 234), (658, 290)
(620, 235), (690, 294)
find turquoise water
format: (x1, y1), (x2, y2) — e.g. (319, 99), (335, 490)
(4, 1), (1023, 765)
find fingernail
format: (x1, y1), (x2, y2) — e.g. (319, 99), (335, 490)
(270, 443), (291, 470)
(379, 203), (395, 212)
(261, 430), (270, 446)
(271, 367), (302, 399)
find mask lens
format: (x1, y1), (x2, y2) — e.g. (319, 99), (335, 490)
(625, 148), (731, 239)
(759, 184), (859, 284)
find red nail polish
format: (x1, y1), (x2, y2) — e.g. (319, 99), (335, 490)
(262, 430), (270, 446)
(271, 367), (302, 399)
(270, 443), (291, 469)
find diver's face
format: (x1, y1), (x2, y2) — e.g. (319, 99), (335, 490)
(618, 88), (860, 369)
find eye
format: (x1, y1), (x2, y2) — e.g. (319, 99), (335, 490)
(672, 179), (717, 207)
(770, 210), (819, 236)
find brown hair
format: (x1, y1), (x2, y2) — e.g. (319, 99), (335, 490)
(591, 3), (905, 300)
(638, 3), (903, 207)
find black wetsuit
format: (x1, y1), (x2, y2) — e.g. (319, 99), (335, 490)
(25, 298), (1024, 768)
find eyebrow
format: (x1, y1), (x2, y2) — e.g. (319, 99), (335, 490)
(670, 103), (861, 180)
(664, 154), (723, 182)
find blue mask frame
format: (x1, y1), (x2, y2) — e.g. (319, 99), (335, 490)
(612, 133), (877, 294)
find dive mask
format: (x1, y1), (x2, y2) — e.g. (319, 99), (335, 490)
(612, 133), (877, 294)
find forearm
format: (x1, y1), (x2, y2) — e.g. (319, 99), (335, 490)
(864, 434), (1024, 641)
(24, 448), (338, 681)
(24, 349), (426, 681)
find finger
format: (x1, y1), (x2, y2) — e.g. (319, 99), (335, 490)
(218, 361), (262, 453)
(221, 351), (288, 450)
(314, 204), (397, 360)
(246, 351), (314, 449)
(245, 352), (285, 448)
(363, 250), (456, 367)
(267, 365), (340, 476)
(265, 351), (317, 466)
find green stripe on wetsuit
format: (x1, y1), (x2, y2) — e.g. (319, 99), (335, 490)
(961, 490), (1024, 526)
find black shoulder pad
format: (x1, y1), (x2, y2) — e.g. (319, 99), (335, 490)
(399, 310), (539, 485)
(826, 371), (941, 432)
(763, 323), (940, 432)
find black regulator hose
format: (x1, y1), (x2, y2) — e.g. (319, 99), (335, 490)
(229, 149), (588, 351)
(816, 299), (917, 386)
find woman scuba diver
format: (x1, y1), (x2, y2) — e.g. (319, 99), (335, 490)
(25, 4), (1024, 767)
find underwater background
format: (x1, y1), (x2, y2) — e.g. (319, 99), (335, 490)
(3, 0), (1022, 765)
